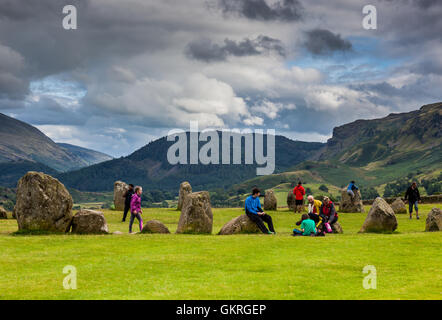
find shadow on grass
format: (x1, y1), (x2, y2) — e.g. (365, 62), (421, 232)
(358, 230), (401, 234)
(11, 229), (68, 236)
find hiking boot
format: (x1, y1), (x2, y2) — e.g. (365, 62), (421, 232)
(417, 216), (420, 220)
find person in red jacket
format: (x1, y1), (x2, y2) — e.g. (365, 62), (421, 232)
(293, 181), (306, 213)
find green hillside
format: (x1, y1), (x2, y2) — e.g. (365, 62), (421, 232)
(0, 113), (113, 173)
(57, 133), (324, 192)
(229, 103), (441, 202)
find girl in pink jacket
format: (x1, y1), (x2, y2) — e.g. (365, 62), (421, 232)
(129, 186), (143, 233)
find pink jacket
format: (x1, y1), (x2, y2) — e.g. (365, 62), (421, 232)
(130, 193), (141, 214)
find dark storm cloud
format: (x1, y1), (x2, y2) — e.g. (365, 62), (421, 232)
(186, 35), (285, 62)
(216, 0), (303, 21)
(303, 29), (352, 55)
(0, 0), (173, 100)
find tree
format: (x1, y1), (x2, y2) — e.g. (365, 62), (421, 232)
(360, 187), (379, 200)
(319, 184), (329, 192)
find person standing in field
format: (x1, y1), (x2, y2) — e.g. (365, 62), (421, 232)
(129, 186), (144, 233)
(245, 188), (276, 234)
(347, 181), (359, 199)
(293, 181), (305, 213)
(404, 181), (421, 220)
(122, 184), (134, 222)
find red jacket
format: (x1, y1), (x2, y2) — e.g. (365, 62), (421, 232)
(293, 185), (305, 200)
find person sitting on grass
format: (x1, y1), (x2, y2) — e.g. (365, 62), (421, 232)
(129, 186), (144, 233)
(245, 188), (276, 235)
(296, 195), (322, 228)
(307, 195), (322, 225)
(319, 196), (338, 233)
(293, 214), (316, 236)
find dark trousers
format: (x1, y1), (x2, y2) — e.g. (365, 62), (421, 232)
(308, 213), (320, 224)
(246, 211), (275, 234)
(329, 216), (338, 225)
(129, 212), (143, 233)
(318, 215), (337, 232)
(122, 203), (130, 221)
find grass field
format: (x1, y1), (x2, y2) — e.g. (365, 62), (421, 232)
(0, 204), (441, 300)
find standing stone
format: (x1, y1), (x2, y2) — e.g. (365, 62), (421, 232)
(0, 206), (7, 219)
(340, 189), (364, 213)
(178, 181), (192, 210)
(287, 191), (296, 210)
(114, 181), (129, 211)
(331, 222), (344, 234)
(13, 172), (73, 232)
(425, 208), (442, 232)
(359, 197), (398, 233)
(142, 220), (170, 234)
(264, 189), (277, 210)
(390, 197), (407, 214)
(218, 214), (261, 235)
(70, 209), (108, 234)
(176, 191), (213, 234)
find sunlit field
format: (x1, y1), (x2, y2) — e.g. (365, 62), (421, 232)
(0, 204), (441, 300)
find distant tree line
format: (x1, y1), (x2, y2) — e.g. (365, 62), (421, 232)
(383, 173), (441, 198)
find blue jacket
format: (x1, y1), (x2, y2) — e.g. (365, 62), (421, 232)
(347, 182), (358, 191)
(245, 195), (262, 215)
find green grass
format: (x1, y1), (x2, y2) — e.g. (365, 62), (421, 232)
(0, 204), (441, 300)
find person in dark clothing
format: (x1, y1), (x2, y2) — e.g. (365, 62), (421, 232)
(318, 196), (338, 233)
(404, 182), (421, 220)
(245, 188), (276, 234)
(122, 184), (135, 222)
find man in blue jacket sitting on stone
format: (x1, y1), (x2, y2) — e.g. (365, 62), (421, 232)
(245, 188), (276, 234)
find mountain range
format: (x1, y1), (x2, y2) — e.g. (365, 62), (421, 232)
(0, 102), (440, 193)
(0, 112), (113, 186)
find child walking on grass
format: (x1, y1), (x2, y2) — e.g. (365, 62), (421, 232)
(129, 186), (143, 233)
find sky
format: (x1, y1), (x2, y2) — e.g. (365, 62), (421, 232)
(0, 0), (441, 157)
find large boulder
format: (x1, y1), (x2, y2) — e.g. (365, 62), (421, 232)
(178, 181), (192, 210)
(0, 206), (7, 219)
(359, 197), (398, 233)
(113, 181), (129, 211)
(218, 214), (261, 235)
(287, 191), (295, 210)
(331, 222), (344, 234)
(390, 197), (407, 214)
(425, 208), (442, 232)
(264, 189), (277, 210)
(176, 191), (213, 234)
(70, 210), (108, 234)
(340, 189), (364, 213)
(13, 172), (73, 232)
(142, 220), (170, 234)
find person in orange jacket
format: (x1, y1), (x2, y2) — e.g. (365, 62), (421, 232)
(293, 181), (306, 213)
